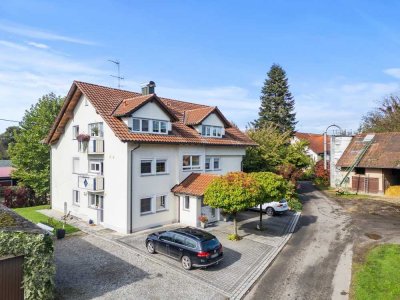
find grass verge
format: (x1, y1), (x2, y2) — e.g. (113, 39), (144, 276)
(352, 244), (400, 300)
(13, 205), (79, 234)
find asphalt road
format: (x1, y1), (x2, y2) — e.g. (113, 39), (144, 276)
(245, 181), (353, 300)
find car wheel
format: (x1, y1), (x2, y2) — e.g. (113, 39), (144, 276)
(146, 241), (156, 254)
(266, 207), (275, 216)
(181, 255), (192, 270)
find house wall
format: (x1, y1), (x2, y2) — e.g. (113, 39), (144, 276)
(330, 135), (353, 188)
(178, 195), (200, 227)
(202, 113), (225, 127)
(51, 95), (129, 233)
(339, 168), (384, 194)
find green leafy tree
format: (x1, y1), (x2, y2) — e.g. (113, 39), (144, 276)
(360, 95), (400, 132)
(0, 126), (20, 159)
(204, 172), (261, 240)
(254, 64), (297, 134)
(8, 93), (64, 198)
(250, 172), (288, 230)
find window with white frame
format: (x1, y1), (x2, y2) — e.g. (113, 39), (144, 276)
(140, 197), (152, 214)
(72, 157), (80, 174)
(156, 195), (167, 211)
(140, 159), (168, 175)
(183, 195), (190, 210)
(72, 190), (80, 205)
(201, 125), (222, 138)
(132, 118), (168, 134)
(89, 122), (104, 137)
(89, 160), (103, 174)
(89, 193), (103, 209)
(72, 125), (79, 139)
(205, 157), (220, 171)
(182, 155), (201, 170)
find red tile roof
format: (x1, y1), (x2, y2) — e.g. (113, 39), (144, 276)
(295, 132), (330, 154)
(46, 81), (256, 146)
(171, 173), (219, 196)
(337, 132), (400, 169)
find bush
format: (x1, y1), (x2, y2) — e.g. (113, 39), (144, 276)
(385, 185), (400, 197)
(0, 231), (55, 299)
(287, 197), (302, 211)
(313, 160), (330, 186)
(3, 186), (47, 208)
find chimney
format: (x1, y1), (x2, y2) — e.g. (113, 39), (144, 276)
(141, 81), (156, 95)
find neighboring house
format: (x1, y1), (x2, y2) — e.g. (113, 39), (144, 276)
(335, 132), (400, 194)
(292, 132), (330, 162)
(46, 81), (256, 233)
(0, 160), (15, 187)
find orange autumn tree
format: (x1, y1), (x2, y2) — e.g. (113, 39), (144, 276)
(204, 172), (261, 240)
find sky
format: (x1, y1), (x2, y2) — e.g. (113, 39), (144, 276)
(1, 0), (400, 134)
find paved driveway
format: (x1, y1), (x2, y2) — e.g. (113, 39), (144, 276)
(117, 210), (299, 299)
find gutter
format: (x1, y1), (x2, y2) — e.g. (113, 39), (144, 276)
(129, 144), (141, 233)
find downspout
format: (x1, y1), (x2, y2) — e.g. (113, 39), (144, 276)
(129, 144), (141, 233)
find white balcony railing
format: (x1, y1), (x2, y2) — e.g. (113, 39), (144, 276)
(78, 175), (104, 191)
(87, 139), (104, 154)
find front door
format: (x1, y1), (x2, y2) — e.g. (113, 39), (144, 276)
(201, 206), (218, 223)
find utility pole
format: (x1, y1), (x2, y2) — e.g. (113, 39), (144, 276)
(108, 59), (124, 89)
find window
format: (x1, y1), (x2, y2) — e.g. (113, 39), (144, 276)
(72, 157), (80, 174)
(205, 157), (220, 171)
(140, 197), (152, 214)
(183, 155), (201, 170)
(355, 167), (365, 175)
(72, 125), (79, 139)
(156, 160), (166, 173)
(73, 190), (80, 206)
(89, 161), (103, 174)
(131, 118), (169, 134)
(184, 238), (197, 249)
(141, 160), (152, 174)
(174, 234), (186, 245)
(89, 194), (103, 209)
(201, 125), (222, 138)
(141, 159), (168, 175)
(159, 232), (175, 242)
(184, 196), (190, 210)
(156, 195), (166, 211)
(89, 123), (103, 137)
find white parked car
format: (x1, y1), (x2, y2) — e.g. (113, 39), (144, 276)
(251, 199), (289, 216)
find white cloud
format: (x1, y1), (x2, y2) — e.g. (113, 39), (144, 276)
(384, 68), (400, 79)
(0, 22), (95, 45)
(27, 41), (49, 49)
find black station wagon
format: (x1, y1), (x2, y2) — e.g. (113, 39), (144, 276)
(145, 227), (223, 270)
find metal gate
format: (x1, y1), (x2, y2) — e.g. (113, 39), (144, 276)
(0, 255), (24, 300)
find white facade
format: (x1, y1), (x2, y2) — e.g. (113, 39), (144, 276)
(329, 135), (353, 188)
(51, 95), (246, 233)
(290, 136), (320, 162)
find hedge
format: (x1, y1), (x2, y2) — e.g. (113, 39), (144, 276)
(0, 231), (55, 300)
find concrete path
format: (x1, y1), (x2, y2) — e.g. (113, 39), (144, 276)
(245, 182), (353, 300)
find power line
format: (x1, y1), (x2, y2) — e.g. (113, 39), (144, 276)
(0, 118), (19, 123)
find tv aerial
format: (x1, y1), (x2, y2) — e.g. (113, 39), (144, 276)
(108, 59), (124, 89)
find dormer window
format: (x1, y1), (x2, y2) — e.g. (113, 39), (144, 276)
(132, 118), (168, 134)
(201, 125), (222, 138)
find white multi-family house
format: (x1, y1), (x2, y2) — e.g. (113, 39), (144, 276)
(46, 81), (256, 234)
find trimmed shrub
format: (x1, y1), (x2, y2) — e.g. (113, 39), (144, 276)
(385, 185), (400, 197)
(3, 186), (46, 208)
(0, 231), (55, 300)
(313, 160), (330, 186)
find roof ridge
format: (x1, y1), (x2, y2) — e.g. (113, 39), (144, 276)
(185, 106), (215, 112)
(74, 80), (141, 95)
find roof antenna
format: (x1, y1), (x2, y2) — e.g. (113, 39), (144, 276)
(108, 59), (124, 89)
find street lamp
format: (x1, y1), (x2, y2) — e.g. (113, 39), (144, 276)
(324, 124), (342, 170)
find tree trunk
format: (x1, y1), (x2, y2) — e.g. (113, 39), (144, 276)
(258, 204), (263, 230)
(233, 212), (238, 236)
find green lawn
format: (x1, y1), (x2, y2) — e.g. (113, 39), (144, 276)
(13, 205), (79, 234)
(352, 244), (400, 300)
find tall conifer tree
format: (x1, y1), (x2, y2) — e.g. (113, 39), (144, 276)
(255, 64), (297, 134)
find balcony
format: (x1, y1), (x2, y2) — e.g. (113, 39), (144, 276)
(78, 175), (104, 191)
(87, 139), (104, 154)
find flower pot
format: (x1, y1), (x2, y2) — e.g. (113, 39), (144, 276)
(56, 228), (66, 239)
(200, 222), (206, 229)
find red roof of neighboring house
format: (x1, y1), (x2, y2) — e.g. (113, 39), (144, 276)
(0, 167), (14, 178)
(171, 173), (219, 196)
(46, 81), (256, 147)
(337, 132), (400, 168)
(295, 132), (330, 154)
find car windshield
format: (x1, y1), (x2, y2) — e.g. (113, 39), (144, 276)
(201, 238), (220, 251)
(279, 199), (287, 203)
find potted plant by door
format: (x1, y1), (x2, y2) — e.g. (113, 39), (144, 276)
(198, 215), (208, 229)
(220, 210), (231, 222)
